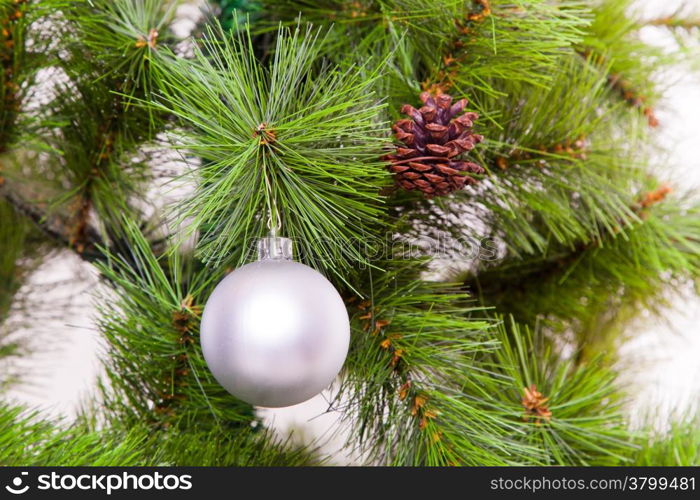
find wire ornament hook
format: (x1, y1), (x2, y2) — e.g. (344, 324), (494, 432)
(267, 204), (282, 237)
(263, 164), (281, 237)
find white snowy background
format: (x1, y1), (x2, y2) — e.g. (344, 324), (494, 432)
(4, 0), (699, 463)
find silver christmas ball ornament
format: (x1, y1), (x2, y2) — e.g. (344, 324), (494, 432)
(200, 236), (350, 408)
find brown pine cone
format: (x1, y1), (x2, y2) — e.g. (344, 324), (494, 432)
(385, 91), (484, 197)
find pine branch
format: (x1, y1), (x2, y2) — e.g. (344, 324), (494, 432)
(66, 94), (124, 255)
(433, 0), (592, 97)
(460, 191), (700, 351)
(257, 0), (592, 105)
(494, 136), (589, 171)
(0, 197), (35, 388)
(0, 405), (154, 466)
(575, 0), (679, 128)
(149, 21), (390, 279)
(577, 49), (659, 127)
(633, 416), (700, 466)
(66, 0), (179, 98)
(338, 262), (636, 465)
(0, 404), (317, 465)
(142, 426), (320, 466)
(15, 0), (179, 258)
(421, 0), (492, 94)
(0, 0), (26, 152)
(1, 0), (64, 151)
(645, 16), (700, 31)
(477, 317), (635, 465)
(337, 263), (540, 465)
(0, 178), (106, 263)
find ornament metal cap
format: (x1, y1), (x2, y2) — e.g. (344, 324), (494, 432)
(257, 236), (293, 260)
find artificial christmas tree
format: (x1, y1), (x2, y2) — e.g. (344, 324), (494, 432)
(0, 0), (699, 467)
